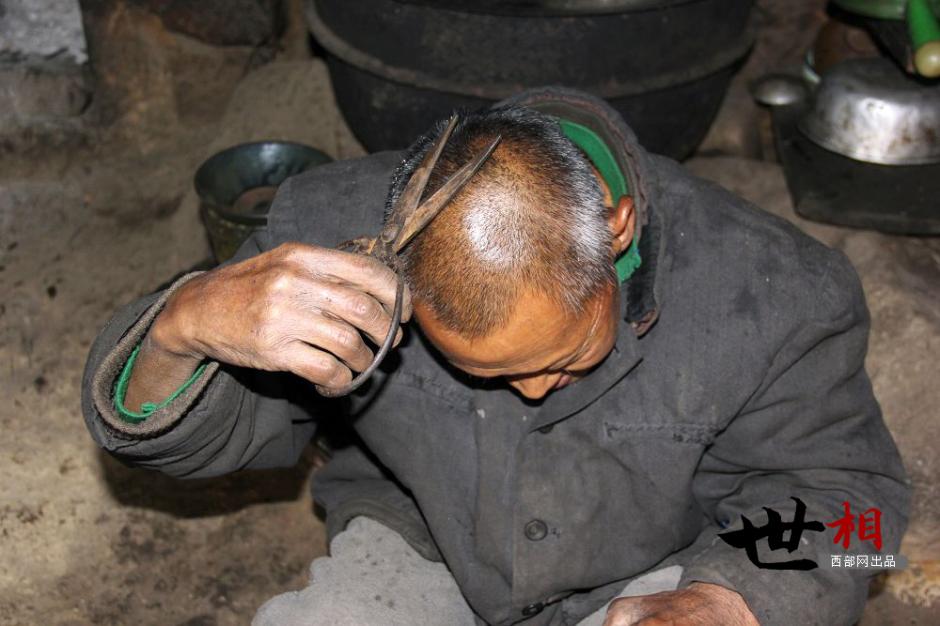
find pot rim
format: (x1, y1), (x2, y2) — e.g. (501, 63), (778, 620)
(393, 0), (700, 17)
(305, 0), (754, 100)
(194, 141), (332, 222)
(798, 59), (940, 166)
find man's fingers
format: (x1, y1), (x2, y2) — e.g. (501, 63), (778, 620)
(603, 597), (646, 626)
(328, 252), (413, 322)
(286, 315), (374, 373)
(294, 280), (398, 346)
(279, 342), (353, 390)
(602, 612), (633, 626)
(286, 245), (410, 318)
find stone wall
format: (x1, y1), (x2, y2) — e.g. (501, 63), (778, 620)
(0, 0), (89, 129)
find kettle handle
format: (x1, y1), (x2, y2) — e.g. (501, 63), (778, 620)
(909, 0), (940, 77)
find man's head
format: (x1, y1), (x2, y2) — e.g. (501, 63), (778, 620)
(388, 106), (636, 400)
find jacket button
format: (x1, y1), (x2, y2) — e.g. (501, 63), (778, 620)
(522, 602), (544, 617)
(524, 519), (548, 541)
(538, 424), (554, 434)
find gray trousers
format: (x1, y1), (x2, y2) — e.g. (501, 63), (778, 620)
(253, 517), (682, 626)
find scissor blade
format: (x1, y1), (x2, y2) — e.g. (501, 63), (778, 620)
(393, 134), (501, 253)
(380, 114), (460, 245)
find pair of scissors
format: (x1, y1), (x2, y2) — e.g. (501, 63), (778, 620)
(316, 115), (501, 397)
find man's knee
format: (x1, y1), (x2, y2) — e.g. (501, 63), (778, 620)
(252, 517), (475, 626)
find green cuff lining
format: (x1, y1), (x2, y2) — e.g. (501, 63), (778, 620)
(114, 343), (207, 424)
(558, 119), (642, 283)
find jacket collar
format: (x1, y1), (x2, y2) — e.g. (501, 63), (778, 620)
(525, 292), (645, 433)
(496, 87), (667, 431)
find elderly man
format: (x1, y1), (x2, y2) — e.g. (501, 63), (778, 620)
(82, 88), (909, 625)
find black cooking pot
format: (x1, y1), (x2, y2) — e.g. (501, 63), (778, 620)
(307, 0), (754, 158)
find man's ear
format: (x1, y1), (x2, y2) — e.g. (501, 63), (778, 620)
(608, 195), (636, 256)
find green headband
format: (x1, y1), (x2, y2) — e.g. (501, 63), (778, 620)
(558, 119), (641, 283)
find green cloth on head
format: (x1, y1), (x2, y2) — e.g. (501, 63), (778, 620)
(558, 119), (641, 283)
(114, 343), (207, 423)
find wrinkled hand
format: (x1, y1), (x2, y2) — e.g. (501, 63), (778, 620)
(151, 242), (411, 393)
(602, 583), (759, 626)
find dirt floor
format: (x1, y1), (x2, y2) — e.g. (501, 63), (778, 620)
(0, 1), (937, 625)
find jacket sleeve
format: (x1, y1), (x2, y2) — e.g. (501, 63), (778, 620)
(678, 253), (911, 625)
(311, 443), (444, 562)
(80, 227), (332, 478)
(80, 152), (404, 478)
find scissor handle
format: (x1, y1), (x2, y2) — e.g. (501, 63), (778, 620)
(315, 274), (405, 398)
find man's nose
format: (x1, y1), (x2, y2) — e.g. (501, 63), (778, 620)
(508, 375), (554, 400)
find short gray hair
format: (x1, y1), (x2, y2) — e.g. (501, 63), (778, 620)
(388, 106), (615, 338)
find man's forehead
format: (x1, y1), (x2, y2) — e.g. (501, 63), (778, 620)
(413, 289), (603, 372)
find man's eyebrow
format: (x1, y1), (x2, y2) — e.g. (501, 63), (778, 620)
(460, 367), (504, 380)
(453, 350), (573, 378)
(451, 361), (512, 376)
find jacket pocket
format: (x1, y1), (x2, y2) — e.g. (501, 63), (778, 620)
(600, 421), (719, 446)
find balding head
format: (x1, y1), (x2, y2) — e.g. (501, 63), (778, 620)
(387, 106), (616, 339)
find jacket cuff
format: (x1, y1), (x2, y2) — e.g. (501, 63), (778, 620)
(114, 343), (209, 422)
(91, 272), (221, 439)
(677, 526), (867, 626)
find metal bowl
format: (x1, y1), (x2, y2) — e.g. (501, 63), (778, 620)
(195, 141), (332, 261)
(195, 141), (331, 222)
(798, 58), (940, 166)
